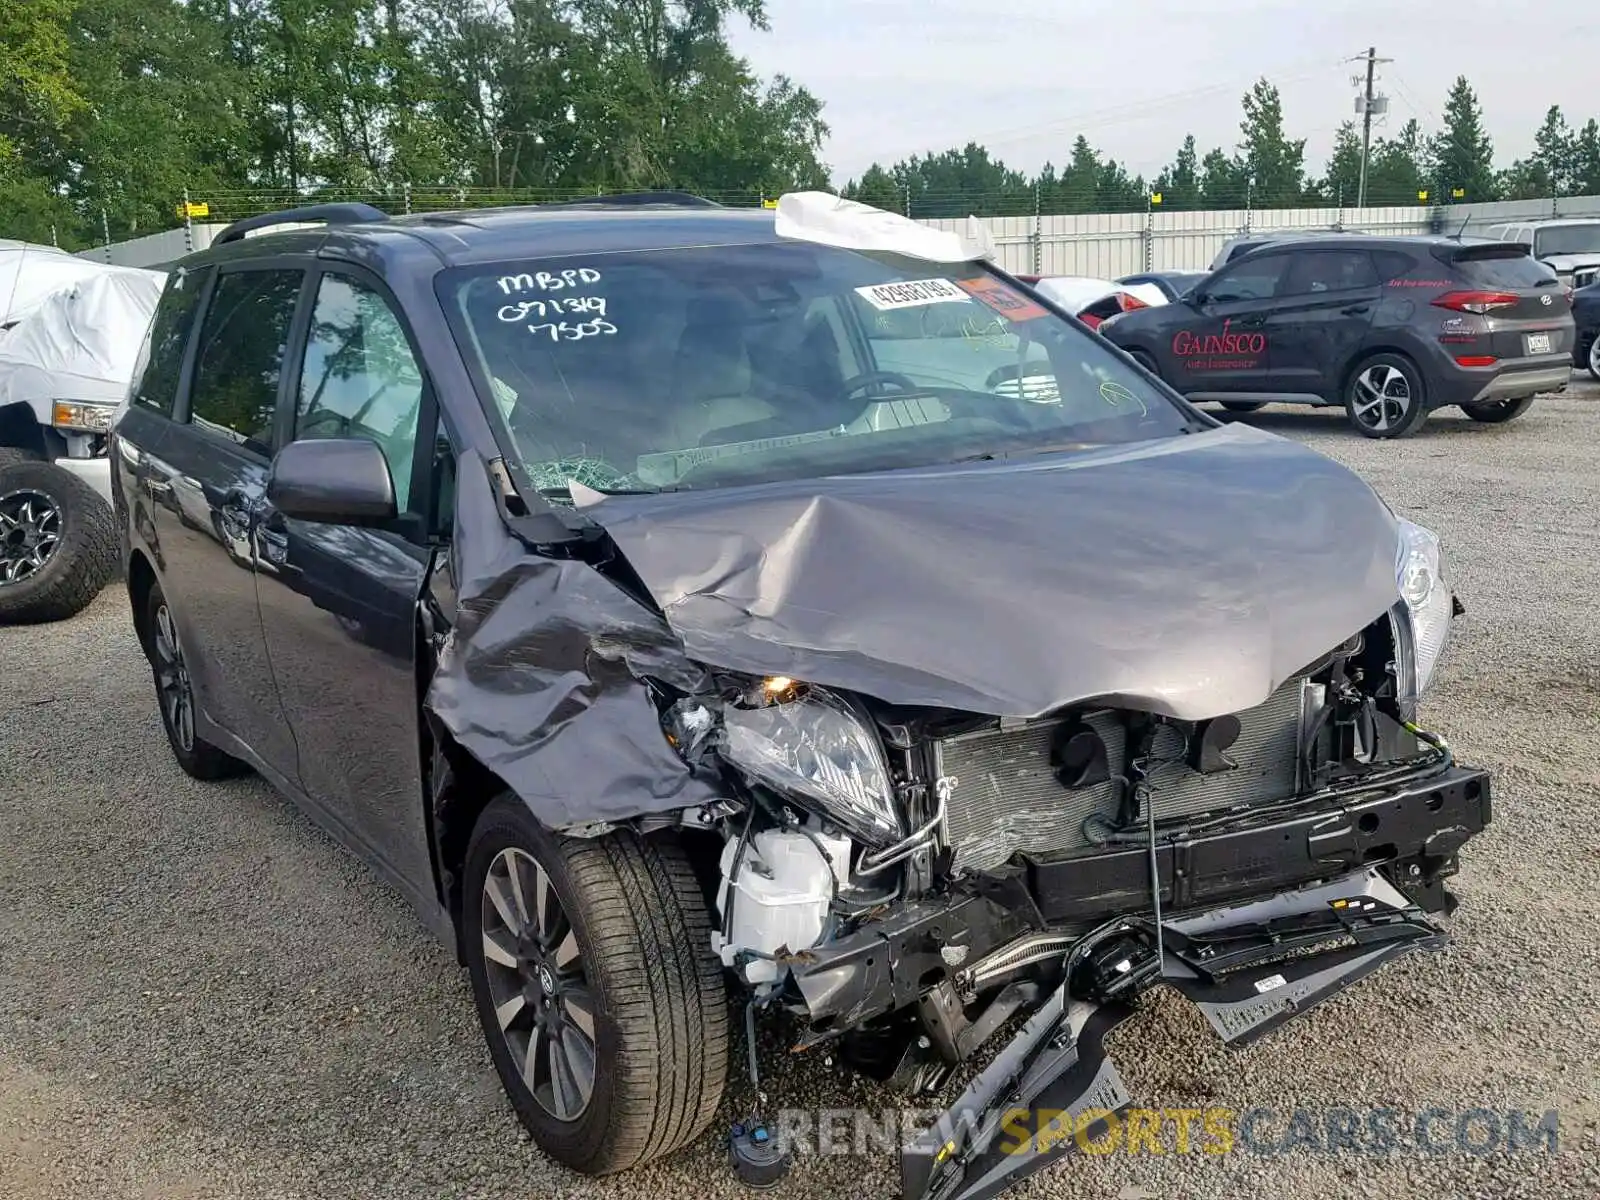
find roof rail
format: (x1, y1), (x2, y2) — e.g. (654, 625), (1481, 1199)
(213, 202), (389, 245)
(528, 191), (723, 210)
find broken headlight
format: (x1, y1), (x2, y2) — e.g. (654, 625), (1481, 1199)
(1392, 519), (1452, 714)
(719, 687), (903, 846)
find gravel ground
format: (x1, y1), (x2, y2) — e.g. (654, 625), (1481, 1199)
(3, 380), (1599, 1200)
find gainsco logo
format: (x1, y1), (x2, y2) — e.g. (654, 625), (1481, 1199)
(1171, 319), (1267, 358)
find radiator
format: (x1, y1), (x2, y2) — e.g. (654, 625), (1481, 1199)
(936, 677), (1313, 873)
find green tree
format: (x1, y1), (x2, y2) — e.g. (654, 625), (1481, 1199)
(842, 164), (902, 212)
(1571, 119), (1600, 195)
(1200, 147), (1245, 208)
(1151, 134), (1203, 211)
(1368, 118), (1430, 205)
(1314, 121), (1363, 207)
(1429, 76), (1497, 202)
(1234, 78), (1306, 207)
(0, 0), (84, 165)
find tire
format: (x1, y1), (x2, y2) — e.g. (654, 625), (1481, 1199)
(0, 460), (118, 624)
(0, 447), (43, 471)
(1587, 333), (1599, 382)
(1343, 353), (1429, 439)
(141, 580), (250, 780)
(1461, 396), (1535, 424)
(464, 797), (728, 1176)
(1220, 401), (1267, 413)
(1126, 348), (1163, 380)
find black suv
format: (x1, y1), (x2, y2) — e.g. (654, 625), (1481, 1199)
(1574, 280), (1600, 380)
(109, 195), (1491, 1200)
(1103, 234), (1575, 437)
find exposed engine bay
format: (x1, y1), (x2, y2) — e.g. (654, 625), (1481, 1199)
(655, 608), (1488, 1200)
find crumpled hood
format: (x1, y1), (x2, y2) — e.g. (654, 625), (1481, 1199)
(584, 424), (1405, 721)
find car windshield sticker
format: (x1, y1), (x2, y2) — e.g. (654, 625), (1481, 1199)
(854, 278), (968, 311)
(488, 268), (616, 343)
(956, 276), (1050, 322)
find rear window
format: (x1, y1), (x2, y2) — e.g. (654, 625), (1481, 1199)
(1372, 250), (1416, 281)
(1447, 249), (1557, 289)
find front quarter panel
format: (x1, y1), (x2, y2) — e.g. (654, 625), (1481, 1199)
(423, 450), (724, 831)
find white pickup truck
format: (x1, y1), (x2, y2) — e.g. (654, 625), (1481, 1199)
(0, 242), (164, 623)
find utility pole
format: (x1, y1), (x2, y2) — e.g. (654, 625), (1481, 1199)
(1350, 47), (1393, 208)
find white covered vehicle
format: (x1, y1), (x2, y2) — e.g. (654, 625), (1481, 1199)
(1022, 274), (1169, 330)
(0, 246), (165, 622)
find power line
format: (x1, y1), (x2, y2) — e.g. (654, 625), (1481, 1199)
(854, 54), (1348, 166)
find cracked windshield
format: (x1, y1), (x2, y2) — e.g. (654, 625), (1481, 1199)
(440, 243), (1188, 494)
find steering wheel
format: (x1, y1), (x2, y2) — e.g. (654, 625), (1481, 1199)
(839, 370), (922, 398)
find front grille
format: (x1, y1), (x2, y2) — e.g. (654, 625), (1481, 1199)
(937, 676), (1313, 873)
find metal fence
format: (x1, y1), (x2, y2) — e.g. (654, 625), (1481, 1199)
(80, 192), (1600, 275)
(921, 195), (1600, 278)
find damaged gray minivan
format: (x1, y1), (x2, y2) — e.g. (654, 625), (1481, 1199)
(110, 192), (1490, 1200)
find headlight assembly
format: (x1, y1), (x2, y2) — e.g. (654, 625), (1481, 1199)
(1391, 519), (1453, 715)
(718, 686), (904, 846)
(51, 400), (117, 432)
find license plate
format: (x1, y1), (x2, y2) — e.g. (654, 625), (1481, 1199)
(1525, 332), (1553, 355)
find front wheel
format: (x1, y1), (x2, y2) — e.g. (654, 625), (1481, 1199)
(1220, 401), (1267, 413)
(1587, 333), (1599, 381)
(1344, 354), (1428, 439)
(464, 798), (728, 1175)
(1461, 396), (1535, 424)
(0, 460), (117, 624)
(1126, 348), (1162, 379)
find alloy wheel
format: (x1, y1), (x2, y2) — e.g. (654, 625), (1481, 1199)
(0, 488), (63, 584)
(1589, 335), (1600, 379)
(152, 602), (195, 753)
(480, 848), (597, 1122)
(1350, 364), (1413, 433)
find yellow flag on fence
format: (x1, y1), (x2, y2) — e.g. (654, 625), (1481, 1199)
(176, 201), (209, 219)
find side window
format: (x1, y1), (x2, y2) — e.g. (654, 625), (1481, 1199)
(1372, 250), (1416, 282)
(1206, 254), (1288, 302)
(1281, 250), (1380, 296)
(130, 265), (213, 416)
(295, 274), (425, 512)
(188, 269), (303, 454)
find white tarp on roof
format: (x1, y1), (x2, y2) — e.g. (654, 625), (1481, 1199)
(0, 266), (167, 409)
(0, 240), (128, 329)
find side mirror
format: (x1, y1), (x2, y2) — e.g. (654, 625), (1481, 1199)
(268, 437), (397, 525)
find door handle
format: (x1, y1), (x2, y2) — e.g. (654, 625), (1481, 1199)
(1234, 315), (1267, 328)
(1341, 304), (1372, 315)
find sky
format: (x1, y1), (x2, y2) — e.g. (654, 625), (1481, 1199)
(727, 0), (1600, 186)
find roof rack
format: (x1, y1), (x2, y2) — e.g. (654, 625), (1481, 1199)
(213, 202), (390, 245)
(521, 191), (723, 211)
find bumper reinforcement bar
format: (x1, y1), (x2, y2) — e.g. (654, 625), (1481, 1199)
(901, 869), (1445, 1200)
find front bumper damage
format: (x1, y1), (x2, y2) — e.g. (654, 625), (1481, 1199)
(900, 869), (1454, 1200)
(770, 764), (1493, 1200)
